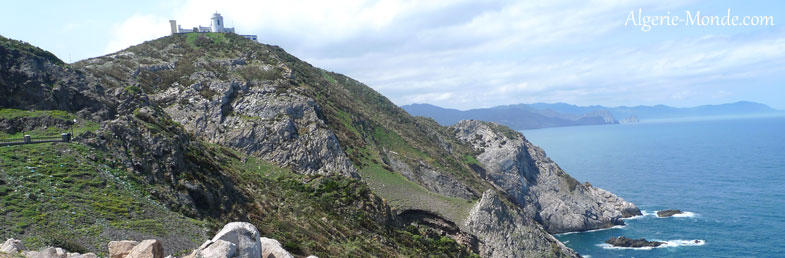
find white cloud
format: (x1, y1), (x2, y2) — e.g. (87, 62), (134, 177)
(104, 14), (171, 54)
(102, 0), (785, 109)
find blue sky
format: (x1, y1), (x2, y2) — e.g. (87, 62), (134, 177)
(3, 0), (784, 110)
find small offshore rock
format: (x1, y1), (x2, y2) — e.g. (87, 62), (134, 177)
(259, 237), (293, 258)
(211, 222), (261, 258)
(605, 236), (664, 248)
(657, 209), (683, 217)
(108, 240), (140, 258)
(126, 240), (163, 258)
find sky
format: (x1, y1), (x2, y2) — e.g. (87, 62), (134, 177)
(3, 0), (784, 110)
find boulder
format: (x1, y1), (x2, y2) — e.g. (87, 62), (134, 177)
(258, 238), (293, 258)
(126, 240), (163, 258)
(195, 240), (237, 258)
(66, 253), (98, 258)
(605, 236), (664, 248)
(657, 209), (683, 217)
(211, 222), (261, 258)
(21, 247), (67, 258)
(1, 239), (26, 254)
(108, 240), (139, 258)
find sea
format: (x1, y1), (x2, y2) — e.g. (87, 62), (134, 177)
(521, 115), (785, 258)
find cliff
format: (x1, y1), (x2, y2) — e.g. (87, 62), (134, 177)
(1, 33), (638, 257)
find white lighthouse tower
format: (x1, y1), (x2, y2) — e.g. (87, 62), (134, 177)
(211, 12), (225, 33)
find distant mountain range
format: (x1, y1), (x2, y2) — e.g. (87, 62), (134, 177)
(401, 101), (781, 130)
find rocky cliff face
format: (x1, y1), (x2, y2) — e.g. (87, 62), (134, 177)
(77, 39), (357, 178)
(464, 190), (578, 257)
(2, 33), (643, 257)
(452, 120), (641, 233)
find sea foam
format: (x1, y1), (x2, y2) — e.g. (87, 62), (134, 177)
(555, 225), (626, 236)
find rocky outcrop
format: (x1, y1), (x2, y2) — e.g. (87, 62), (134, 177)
(1, 239), (97, 258)
(1, 239), (25, 254)
(107, 240), (163, 258)
(387, 153), (475, 199)
(189, 240), (236, 258)
(126, 240), (164, 258)
(464, 190), (578, 258)
(154, 80), (358, 178)
(605, 236), (664, 248)
(452, 120), (641, 233)
(108, 241), (139, 258)
(183, 222), (295, 258)
(657, 209), (683, 217)
(209, 222), (262, 258)
(22, 247), (98, 258)
(258, 238), (293, 258)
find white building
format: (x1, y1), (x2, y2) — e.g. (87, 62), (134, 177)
(169, 12), (258, 41)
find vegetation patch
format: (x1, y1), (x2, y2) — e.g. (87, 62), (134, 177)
(358, 163), (474, 224)
(0, 143), (205, 255)
(0, 35), (64, 66)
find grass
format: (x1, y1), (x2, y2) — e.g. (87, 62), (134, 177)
(358, 163), (475, 224)
(0, 35), (64, 66)
(0, 109), (73, 121)
(463, 154), (481, 166)
(0, 109), (100, 138)
(0, 142), (206, 255)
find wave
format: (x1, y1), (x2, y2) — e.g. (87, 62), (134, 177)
(598, 239), (706, 250)
(555, 225), (626, 235)
(671, 211), (697, 218)
(623, 210), (654, 220)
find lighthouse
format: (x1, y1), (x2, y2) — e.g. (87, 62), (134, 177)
(169, 13), (257, 41)
(211, 12), (224, 33)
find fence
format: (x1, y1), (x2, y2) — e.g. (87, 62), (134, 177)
(0, 133), (71, 146)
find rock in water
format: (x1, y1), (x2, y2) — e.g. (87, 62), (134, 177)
(211, 222), (262, 258)
(259, 237), (294, 258)
(126, 240), (163, 258)
(0, 238), (26, 254)
(605, 236), (665, 248)
(657, 209), (683, 217)
(108, 240), (140, 258)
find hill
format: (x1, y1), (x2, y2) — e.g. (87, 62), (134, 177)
(528, 101), (780, 121)
(402, 103), (617, 130)
(1, 33), (640, 257)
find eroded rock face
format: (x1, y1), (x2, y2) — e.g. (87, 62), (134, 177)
(452, 120), (641, 233)
(464, 190), (578, 258)
(387, 153), (475, 199)
(151, 68), (357, 178)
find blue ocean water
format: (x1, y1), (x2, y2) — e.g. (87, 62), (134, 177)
(522, 116), (785, 257)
